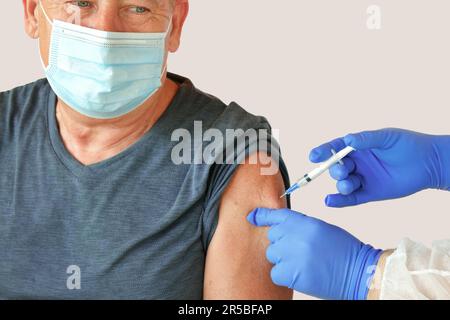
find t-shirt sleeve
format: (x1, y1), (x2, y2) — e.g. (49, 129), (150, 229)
(200, 110), (291, 251)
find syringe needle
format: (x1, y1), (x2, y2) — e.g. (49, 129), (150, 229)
(280, 183), (301, 198)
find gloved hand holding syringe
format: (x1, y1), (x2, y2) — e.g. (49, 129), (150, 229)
(249, 129), (450, 300)
(281, 146), (355, 198)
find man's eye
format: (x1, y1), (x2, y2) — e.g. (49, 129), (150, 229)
(71, 1), (91, 8)
(130, 6), (149, 14)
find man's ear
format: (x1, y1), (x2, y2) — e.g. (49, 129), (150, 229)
(23, 0), (40, 39)
(168, 0), (189, 53)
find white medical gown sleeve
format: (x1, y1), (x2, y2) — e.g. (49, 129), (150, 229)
(380, 238), (450, 300)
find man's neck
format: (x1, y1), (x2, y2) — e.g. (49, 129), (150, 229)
(55, 77), (179, 166)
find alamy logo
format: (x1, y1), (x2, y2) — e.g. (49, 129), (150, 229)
(66, 265), (81, 290)
(170, 121), (281, 176)
(64, 4), (81, 25)
(367, 5), (382, 30)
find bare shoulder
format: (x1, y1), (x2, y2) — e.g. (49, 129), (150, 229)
(203, 152), (292, 300)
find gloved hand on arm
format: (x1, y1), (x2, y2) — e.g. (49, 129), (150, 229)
(247, 208), (382, 300)
(309, 128), (450, 207)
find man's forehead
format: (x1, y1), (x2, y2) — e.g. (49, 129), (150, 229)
(48, 0), (171, 6)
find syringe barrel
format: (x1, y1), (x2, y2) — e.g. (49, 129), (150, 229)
(305, 146), (355, 182)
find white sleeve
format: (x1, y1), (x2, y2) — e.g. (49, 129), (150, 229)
(380, 238), (450, 300)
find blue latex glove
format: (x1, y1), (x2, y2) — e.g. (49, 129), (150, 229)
(309, 129), (450, 208)
(247, 208), (382, 300)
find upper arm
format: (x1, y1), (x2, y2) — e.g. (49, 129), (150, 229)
(203, 153), (293, 300)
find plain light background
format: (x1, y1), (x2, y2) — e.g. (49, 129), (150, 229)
(1, 1), (449, 300)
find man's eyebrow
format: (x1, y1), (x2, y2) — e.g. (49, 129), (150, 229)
(49, 0), (67, 4)
(119, 0), (165, 5)
(121, 0), (174, 10)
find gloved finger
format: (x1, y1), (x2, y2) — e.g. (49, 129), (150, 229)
(343, 129), (393, 150)
(336, 174), (362, 195)
(325, 192), (362, 208)
(247, 208), (290, 227)
(329, 158), (356, 181)
(270, 263), (290, 288)
(309, 138), (346, 163)
(266, 243), (281, 265)
(268, 225), (285, 243)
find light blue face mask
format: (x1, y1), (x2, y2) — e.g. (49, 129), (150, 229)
(39, 2), (171, 119)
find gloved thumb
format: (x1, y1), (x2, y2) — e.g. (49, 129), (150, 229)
(247, 208), (294, 227)
(344, 129), (392, 150)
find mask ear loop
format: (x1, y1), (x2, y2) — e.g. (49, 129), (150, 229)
(39, 0), (53, 26)
(160, 17), (174, 78)
(38, 1), (54, 72)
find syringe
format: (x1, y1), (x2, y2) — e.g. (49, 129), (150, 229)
(280, 146), (355, 198)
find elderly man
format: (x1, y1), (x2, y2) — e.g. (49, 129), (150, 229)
(0, 0), (292, 299)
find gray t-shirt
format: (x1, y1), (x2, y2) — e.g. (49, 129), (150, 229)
(0, 73), (290, 299)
